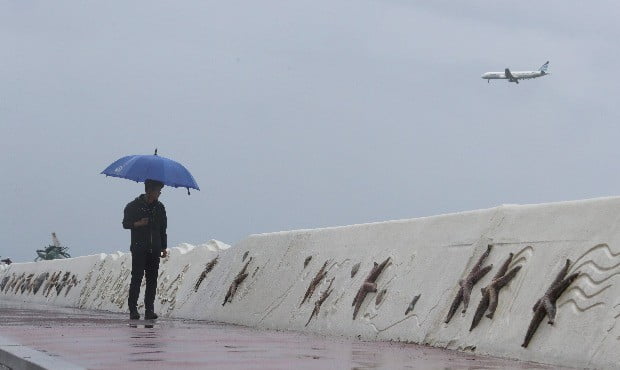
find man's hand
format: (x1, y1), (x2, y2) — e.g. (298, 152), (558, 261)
(161, 249), (168, 258)
(134, 218), (149, 228)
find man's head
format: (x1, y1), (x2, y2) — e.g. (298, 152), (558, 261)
(144, 179), (164, 203)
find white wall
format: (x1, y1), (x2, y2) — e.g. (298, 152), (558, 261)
(2, 199), (620, 368)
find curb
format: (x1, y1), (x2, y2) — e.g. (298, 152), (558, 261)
(0, 335), (85, 370)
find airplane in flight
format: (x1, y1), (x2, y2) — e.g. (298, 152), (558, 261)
(481, 61), (549, 84)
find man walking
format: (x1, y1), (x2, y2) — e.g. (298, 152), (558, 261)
(123, 179), (168, 320)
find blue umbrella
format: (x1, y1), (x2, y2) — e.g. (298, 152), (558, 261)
(101, 149), (200, 194)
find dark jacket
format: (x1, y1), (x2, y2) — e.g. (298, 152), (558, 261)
(123, 195), (167, 254)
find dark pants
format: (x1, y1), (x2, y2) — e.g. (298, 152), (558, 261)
(128, 250), (160, 312)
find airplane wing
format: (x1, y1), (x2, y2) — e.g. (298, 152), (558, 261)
(504, 68), (519, 83)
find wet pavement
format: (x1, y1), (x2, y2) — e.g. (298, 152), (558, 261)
(0, 301), (555, 369)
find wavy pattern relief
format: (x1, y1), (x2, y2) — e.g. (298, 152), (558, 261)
(563, 284), (612, 300)
(557, 244), (620, 327)
(576, 272), (620, 286)
(570, 244), (620, 272)
(558, 299), (606, 312)
(509, 246), (533, 269)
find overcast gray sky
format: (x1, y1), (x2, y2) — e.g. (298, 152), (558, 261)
(2, 1), (620, 262)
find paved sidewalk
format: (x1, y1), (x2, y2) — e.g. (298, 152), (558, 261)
(0, 301), (554, 369)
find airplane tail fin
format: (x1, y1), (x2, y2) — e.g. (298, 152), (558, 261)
(538, 61), (549, 74)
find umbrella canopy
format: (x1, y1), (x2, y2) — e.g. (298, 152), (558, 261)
(101, 150), (200, 193)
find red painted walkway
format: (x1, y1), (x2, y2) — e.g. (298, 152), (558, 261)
(0, 301), (554, 369)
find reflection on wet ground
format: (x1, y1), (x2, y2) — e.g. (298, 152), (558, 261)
(0, 301), (556, 369)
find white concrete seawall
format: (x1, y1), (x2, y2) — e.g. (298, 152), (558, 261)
(2, 198), (620, 368)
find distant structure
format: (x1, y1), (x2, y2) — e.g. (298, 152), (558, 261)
(35, 232), (71, 261)
(0, 257), (11, 265)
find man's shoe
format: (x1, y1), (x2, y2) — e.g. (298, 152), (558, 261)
(144, 311), (158, 320)
(129, 311), (140, 320)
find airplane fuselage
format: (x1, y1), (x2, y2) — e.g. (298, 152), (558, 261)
(481, 61), (549, 84)
(481, 71), (546, 80)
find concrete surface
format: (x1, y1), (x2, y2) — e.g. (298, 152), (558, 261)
(0, 301), (552, 369)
